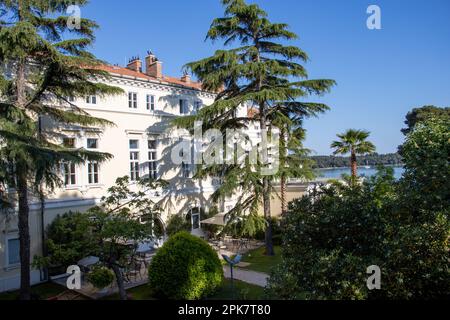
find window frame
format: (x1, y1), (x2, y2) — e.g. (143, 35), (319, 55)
(146, 94), (155, 111)
(129, 139), (140, 181)
(128, 92), (138, 109)
(189, 208), (201, 231)
(86, 95), (97, 104)
(86, 138), (98, 149)
(148, 139), (158, 179)
(63, 162), (77, 186)
(6, 236), (20, 267)
(87, 161), (99, 185)
(179, 99), (188, 115)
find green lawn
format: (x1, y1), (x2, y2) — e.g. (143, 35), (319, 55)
(208, 279), (265, 300)
(0, 282), (67, 300)
(102, 279), (265, 300)
(240, 245), (282, 274)
(102, 283), (157, 300)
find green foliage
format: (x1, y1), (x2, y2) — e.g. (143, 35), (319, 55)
(267, 124), (449, 300)
(254, 217), (281, 244)
(331, 129), (376, 156)
(401, 105), (450, 135)
(38, 176), (166, 299)
(224, 212), (266, 238)
(0, 0), (123, 193)
(87, 267), (115, 289)
(172, 0), (335, 243)
(399, 117), (450, 213)
(0, 1), (122, 298)
(42, 211), (93, 270)
(148, 232), (223, 300)
(310, 153), (403, 169)
(166, 214), (191, 237)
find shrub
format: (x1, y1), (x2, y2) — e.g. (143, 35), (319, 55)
(87, 267), (115, 289)
(166, 214), (191, 237)
(148, 231), (223, 299)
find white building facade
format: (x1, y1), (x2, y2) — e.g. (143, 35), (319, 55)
(0, 53), (259, 292)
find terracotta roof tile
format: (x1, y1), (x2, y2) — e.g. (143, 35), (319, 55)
(247, 107), (259, 118)
(96, 64), (204, 91)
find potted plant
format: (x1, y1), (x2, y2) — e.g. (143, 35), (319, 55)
(87, 266), (115, 293)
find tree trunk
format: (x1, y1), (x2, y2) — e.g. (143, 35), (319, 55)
(280, 175), (287, 215)
(16, 46), (32, 299)
(111, 264), (127, 300)
(17, 168), (31, 300)
(280, 127), (287, 215)
(350, 150), (357, 178)
(259, 99), (274, 256)
(254, 38), (274, 256)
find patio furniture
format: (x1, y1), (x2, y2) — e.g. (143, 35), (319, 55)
(77, 256), (100, 273)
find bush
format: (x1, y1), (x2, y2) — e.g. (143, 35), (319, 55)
(87, 267), (115, 289)
(148, 232), (223, 299)
(44, 212), (94, 271)
(166, 214), (191, 237)
(267, 164), (449, 300)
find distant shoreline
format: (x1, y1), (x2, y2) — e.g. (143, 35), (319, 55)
(316, 164), (404, 170)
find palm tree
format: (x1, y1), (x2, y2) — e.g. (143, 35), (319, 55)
(331, 129), (376, 178)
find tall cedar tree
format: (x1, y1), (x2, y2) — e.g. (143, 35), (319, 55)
(173, 0), (335, 255)
(0, 0), (122, 299)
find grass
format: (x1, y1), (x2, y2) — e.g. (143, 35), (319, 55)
(102, 283), (156, 300)
(208, 279), (265, 300)
(240, 245), (282, 274)
(0, 282), (67, 300)
(102, 279), (265, 300)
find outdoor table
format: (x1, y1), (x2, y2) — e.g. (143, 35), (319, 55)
(77, 256), (99, 268)
(77, 256), (100, 275)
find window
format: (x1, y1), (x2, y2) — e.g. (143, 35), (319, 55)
(179, 99), (188, 114)
(148, 139), (157, 150)
(148, 139), (158, 179)
(129, 139), (139, 149)
(86, 95), (97, 104)
(87, 138), (98, 149)
(129, 139), (140, 181)
(182, 162), (191, 178)
(63, 137), (76, 148)
(129, 92), (138, 108)
(87, 161), (99, 184)
(68, 96), (75, 102)
(189, 208), (200, 230)
(130, 152), (140, 181)
(7, 238), (20, 266)
(146, 95), (155, 111)
(63, 162), (76, 186)
(194, 101), (202, 113)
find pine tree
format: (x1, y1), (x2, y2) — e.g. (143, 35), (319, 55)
(174, 0), (335, 255)
(0, 0), (122, 299)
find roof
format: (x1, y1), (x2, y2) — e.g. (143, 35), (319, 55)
(247, 107), (259, 118)
(96, 64), (204, 91)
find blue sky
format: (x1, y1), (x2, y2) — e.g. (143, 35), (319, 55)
(82, 0), (450, 155)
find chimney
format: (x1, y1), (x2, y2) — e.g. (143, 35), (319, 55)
(126, 56), (142, 72)
(145, 50), (163, 79)
(181, 71), (191, 84)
